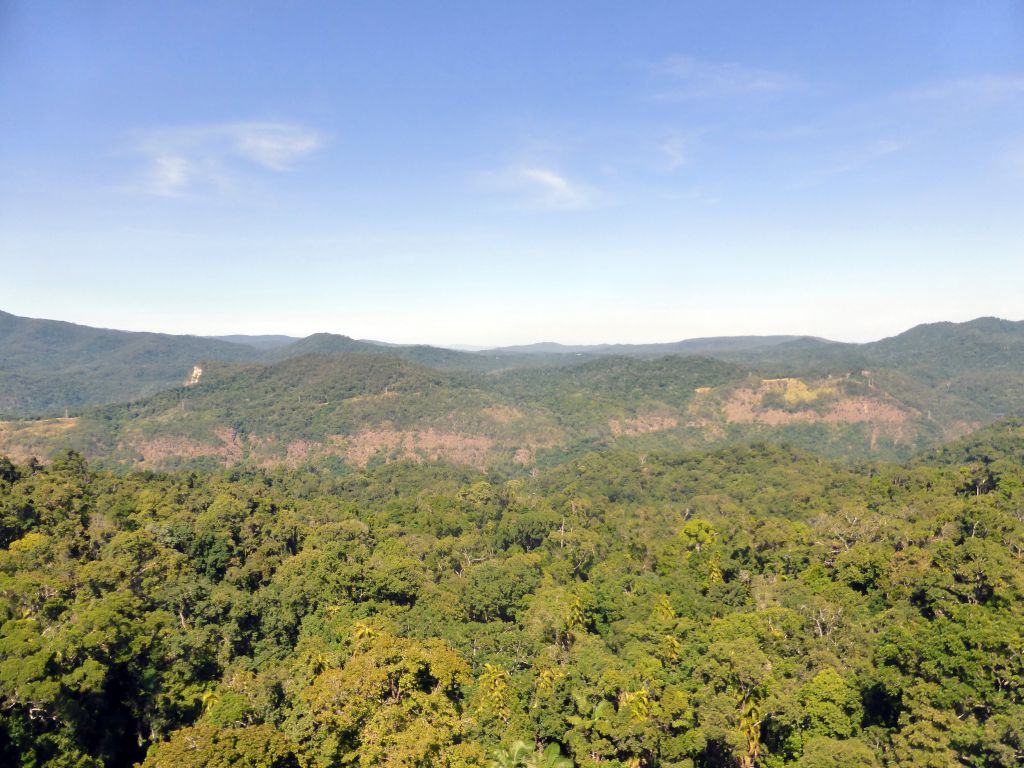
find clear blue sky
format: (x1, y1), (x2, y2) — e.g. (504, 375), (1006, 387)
(1, 1), (1022, 345)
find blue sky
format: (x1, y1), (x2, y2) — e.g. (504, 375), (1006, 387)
(1, 1), (1022, 345)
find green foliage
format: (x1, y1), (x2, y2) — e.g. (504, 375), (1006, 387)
(797, 736), (879, 768)
(492, 740), (573, 768)
(139, 724), (299, 768)
(0, 431), (1023, 766)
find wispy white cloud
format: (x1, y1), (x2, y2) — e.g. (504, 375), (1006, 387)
(658, 136), (690, 171)
(234, 126), (322, 171)
(150, 154), (194, 197)
(482, 164), (600, 210)
(651, 55), (800, 100)
(132, 121), (323, 197)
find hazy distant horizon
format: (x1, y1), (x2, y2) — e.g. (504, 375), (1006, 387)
(4, 306), (1022, 350)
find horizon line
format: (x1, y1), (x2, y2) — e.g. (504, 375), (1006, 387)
(3, 307), (1021, 351)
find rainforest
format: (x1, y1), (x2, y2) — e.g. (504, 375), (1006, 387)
(2, 408), (1024, 767)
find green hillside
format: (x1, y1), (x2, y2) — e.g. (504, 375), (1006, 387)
(0, 312), (592, 417)
(3, 315), (1023, 766)
(0, 353), (745, 471)
(5, 311), (1024, 427)
(863, 318), (1024, 415)
(4, 313), (1024, 470)
(866, 317), (1024, 376)
(0, 349), (990, 471)
(0, 310), (262, 416)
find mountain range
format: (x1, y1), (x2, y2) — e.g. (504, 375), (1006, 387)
(0, 311), (815, 417)
(1, 309), (1022, 470)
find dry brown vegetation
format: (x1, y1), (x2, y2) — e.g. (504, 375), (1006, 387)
(122, 436), (227, 466)
(0, 418), (78, 463)
(722, 384), (907, 427)
(717, 379), (916, 446)
(608, 413), (679, 437)
(338, 428), (496, 468)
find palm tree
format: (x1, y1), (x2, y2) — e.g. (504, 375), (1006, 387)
(491, 741), (574, 768)
(491, 740), (532, 768)
(526, 743), (573, 768)
(566, 692), (615, 734)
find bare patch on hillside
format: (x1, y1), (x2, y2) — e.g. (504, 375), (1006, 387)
(112, 425), (545, 470)
(339, 428), (496, 469)
(719, 380), (911, 444)
(724, 387), (905, 426)
(0, 418), (78, 463)
(513, 447), (535, 465)
(760, 377), (836, 405)
(125, 436), (227, 466)
(609, 413), (678, 437)
(123, 427), (246, 467)
(280, 439), (331, 466)
(215, 427), (244, 463)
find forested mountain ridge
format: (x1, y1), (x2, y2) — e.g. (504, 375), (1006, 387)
(210, 334), (301, 349)
(10, 310), (1019, 421)
(0, 310), (263, 415)
(863, 318), (1024, 416)
(268, 333), (582, 372)
(2, 432), (1023, 767)
(868, 317), (1024, 371)
(0, 351), (988, 471)
(0, 354), (747, 470)
(2, 311), (1023, 470)
(0, 312), (596, 417)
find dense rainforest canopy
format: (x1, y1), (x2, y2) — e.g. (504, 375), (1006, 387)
(3, 422), (1024, 767)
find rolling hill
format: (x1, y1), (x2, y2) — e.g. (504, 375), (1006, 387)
(3, 312), (1023, 470)
(0, 311), (594, 417)
(0, 310), (263, 416)
(0, 353), (742, 470)
(0, 350), (987, 470)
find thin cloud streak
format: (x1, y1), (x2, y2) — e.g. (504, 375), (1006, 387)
(482, 164), (601, 210)
(651, 55), (800, 100)
(132, 121), (323, 198)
